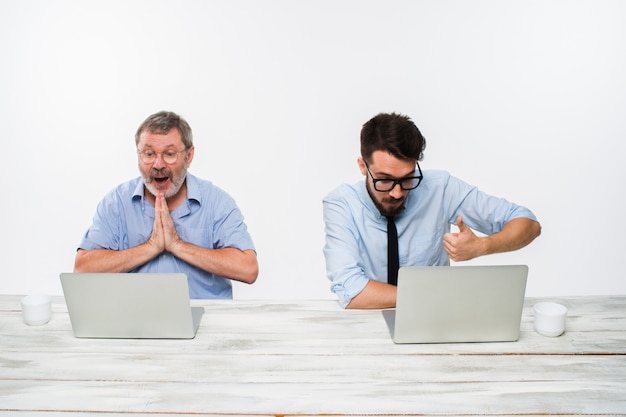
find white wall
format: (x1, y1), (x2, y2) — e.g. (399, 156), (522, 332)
(1, 0), (625, 299)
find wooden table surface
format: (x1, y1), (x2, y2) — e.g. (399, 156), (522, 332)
(1, 295), (625, 416)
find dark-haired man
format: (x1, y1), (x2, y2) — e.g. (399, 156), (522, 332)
(74, 111), (258, 299)
(323, 113), (540, 309)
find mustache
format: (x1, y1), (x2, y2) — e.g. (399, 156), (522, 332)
(384, 195), (405, 203)
(150, 168), (171, 178)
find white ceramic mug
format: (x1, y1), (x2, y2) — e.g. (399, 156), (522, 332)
(533, 301), (567, 337)
(21, 294), (52, 326)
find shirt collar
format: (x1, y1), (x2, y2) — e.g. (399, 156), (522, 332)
(185, 173), (201, 205)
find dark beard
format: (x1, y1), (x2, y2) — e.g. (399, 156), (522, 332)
(366, 181), (406, 217)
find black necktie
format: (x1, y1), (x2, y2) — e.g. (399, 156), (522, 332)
(386, 216), (399, 286)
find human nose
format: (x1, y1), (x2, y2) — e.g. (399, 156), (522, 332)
(389, 182), (403, 198)
(151, 153), (168, 169)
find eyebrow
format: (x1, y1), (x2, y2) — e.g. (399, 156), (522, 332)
(374, 169), (419, 179)
(140, 144), (179, 151)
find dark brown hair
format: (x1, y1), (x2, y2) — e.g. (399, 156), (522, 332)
(360, 112), (426, 163)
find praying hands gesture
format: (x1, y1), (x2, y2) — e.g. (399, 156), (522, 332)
(148, 193), (183, 255)
(148, 192), (258, 283)
(74, 192), (258, 284)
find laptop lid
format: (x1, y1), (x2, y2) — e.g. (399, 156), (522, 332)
(60, 273), (204, 339)
(383, 265), (528, 344)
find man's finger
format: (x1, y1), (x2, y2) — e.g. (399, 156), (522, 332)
(456, 215), (469, 232)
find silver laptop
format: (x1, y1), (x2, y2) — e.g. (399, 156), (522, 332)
(383, 265), (528, 344)
(60, 273), (204, 339)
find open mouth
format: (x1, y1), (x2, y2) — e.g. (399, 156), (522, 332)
(151, 175), (172, 190)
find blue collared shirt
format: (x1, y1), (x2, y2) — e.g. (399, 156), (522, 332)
(323, 170), (538, 308)
(78, 173), (256, 299)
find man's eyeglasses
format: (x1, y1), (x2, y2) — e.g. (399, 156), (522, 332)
(137, 149), (187, 165)
(364, 160), (423, 191)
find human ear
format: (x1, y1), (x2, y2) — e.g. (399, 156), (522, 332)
(357, 157), (367, 176)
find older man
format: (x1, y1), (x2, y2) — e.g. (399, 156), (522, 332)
(75, 111), (258, 298)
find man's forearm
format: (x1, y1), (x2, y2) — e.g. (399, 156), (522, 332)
(73, 243), (160, 273)
(483, 218), (541, 255)
(168, 242), (259, 284)
(346, 279), (397, 309)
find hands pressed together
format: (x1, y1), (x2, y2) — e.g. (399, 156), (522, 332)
(147, 193), (258, 284)
(148, 193), (184, 256)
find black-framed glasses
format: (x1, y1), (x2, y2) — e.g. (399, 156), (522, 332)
(364, 160), (423, 191)
(137, 149), (187, 165)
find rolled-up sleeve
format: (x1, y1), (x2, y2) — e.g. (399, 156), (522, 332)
(447, 177), (538, 235)
(323, 188), (373, 308)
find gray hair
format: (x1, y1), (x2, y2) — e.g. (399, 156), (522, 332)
(135, 111), (193, 149)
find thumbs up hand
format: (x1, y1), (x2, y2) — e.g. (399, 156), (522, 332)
(443, 215), (484, 262)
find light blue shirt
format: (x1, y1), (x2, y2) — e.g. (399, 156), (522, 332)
(323, 170), (538, 308)
(78, 173), (256, 299)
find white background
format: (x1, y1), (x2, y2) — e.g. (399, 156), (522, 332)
(1, 0), (625, 300)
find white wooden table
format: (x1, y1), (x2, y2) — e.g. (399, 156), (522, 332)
(1, 295), (625, 416)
